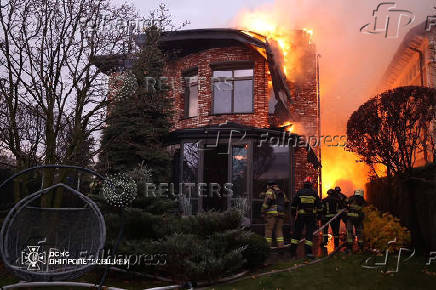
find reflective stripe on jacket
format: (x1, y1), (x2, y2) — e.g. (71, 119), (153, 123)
(262, 188), (289, 216)
(291, 185), (321, 217)
(346, 195), (367, 218)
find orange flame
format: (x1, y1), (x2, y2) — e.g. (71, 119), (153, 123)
(321, 145), (369, 196)
(279, 121), (294, 133)
(237, 10), (313, 78)
(278, 121), (307, 135)
(236, 9), (368, 197)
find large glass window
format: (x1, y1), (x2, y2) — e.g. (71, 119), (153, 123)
(212, 68), (253, 114)
(184, 74), (198, 118)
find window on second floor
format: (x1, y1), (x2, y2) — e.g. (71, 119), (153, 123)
(184, 72), (198, 118)
(212, 67), (254, 114)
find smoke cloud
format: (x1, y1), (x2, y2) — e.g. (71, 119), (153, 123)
(231, 0), (434, 195)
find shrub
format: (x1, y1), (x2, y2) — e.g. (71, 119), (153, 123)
(239, 232), (270, 269)
(150, 217), (269, 282)
(157, 232), (246, 283)
(178, 209), (242, 237)
(157, 233), (199, 282)
(363, 205), (411, 251)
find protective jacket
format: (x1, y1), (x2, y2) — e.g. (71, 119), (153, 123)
(262, 188), (289, 217)
(346, 195), (367, 219)
(322, 194), (345, 219)
(291, 184), (322, 217)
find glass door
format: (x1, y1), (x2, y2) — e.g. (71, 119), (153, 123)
(230, 143), (250, 225)
(202, 143), (229, 212)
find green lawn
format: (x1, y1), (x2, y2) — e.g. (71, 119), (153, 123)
(0, 263), (172, 289)
(2, 254), (436, 289)
(210, 254), (436, 290)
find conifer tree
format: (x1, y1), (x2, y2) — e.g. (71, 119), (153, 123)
(99, 25), (173, 182)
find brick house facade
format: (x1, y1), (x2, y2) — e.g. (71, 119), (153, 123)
(95, 29), (321, 232)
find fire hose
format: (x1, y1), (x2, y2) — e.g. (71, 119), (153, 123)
(298, 208), (346, 244)
(276, 208), (346, 248)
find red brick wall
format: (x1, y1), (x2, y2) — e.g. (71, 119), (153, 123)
(288, 45), (320, 194)
(294, 146), (319, 195)
(107, 42), (320, 195)
(163, 45), (269, 129)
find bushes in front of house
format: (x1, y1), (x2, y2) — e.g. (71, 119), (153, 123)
(98, 165), (269, 283)
(175, 209), (243, 237)
(114, 209), (270, 283)
(152, 217), (269, 283)
(157, 232), (246, 283)
(240, 231), (271, 269)
(363, 205), (411, 252)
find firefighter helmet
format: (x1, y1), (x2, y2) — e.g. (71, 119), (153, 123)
(304, 177), (313, 184)
(334, 186), (341, 192)
(327, 189), (335, 195)
(354, 189), (364, 197)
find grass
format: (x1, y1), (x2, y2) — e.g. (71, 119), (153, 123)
(210, 253), (436, 290)
(2, 254), (436, 289)
(0, 263), (173, 289)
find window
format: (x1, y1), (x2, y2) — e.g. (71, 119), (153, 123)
(231, 144), (248, 199)
(231, 144), (249, 220)
(182, 142), (199, 215)
(184, 72), (198, 118)
(212, 68), (253, 114)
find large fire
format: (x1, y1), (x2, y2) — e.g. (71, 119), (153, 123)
(236, 9), (369, 196)
(237, 10), (312, 78)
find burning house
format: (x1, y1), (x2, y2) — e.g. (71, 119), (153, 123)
(94, 28), (321, 231)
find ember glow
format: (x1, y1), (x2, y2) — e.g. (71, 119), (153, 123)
(278, 121), (305, 135)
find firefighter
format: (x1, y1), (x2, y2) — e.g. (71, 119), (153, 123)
(261, 180), (289, 247)
(321, 189), (345, 252)
(290, 177), (322, 258)
(334, 186), (348, 225)
(334, 186), (347, 203)
(346, 189), (367, 252)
